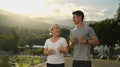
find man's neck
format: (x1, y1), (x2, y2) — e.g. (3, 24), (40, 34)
(76, 21), (84, 28)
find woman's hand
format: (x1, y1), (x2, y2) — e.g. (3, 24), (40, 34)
(44, 48), (54, 55)
(57, 47), (68, 54)
(48, 49), (54, 54)
(57, 47), (64, 53)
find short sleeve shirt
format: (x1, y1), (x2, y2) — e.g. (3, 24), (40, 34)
(44, 37), (68, 64)
(70, 25), (96, 61)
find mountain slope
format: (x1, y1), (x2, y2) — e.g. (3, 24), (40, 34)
(0, 9), (50, 30)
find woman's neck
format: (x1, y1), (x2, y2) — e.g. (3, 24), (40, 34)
(51, 35), (60, 43)
(52, 35), (60, 39)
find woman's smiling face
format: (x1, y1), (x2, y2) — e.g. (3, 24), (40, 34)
(51, 24), (61, 36)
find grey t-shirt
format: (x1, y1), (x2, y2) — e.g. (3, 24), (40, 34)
(70, 25), (96, 61)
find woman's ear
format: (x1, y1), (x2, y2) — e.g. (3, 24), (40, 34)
(50, 29), (53, 35)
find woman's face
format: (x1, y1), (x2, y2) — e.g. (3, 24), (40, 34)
(51, 24), (61, 36)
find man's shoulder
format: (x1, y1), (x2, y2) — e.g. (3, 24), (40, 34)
(83, 25), (93, 30)
(84, 25), (89, 27)
(71, 27), (77, 31)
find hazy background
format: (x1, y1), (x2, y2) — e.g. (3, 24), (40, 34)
(0, 0), (119, 29)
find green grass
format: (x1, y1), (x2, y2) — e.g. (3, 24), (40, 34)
(0, 55), (41, 67)
(0, 55), (11, 67)
(34, 58), (41, 65)
(93, 59), (120, 64)
(107, 59), (120, 63)
(12, 56), (41, 67)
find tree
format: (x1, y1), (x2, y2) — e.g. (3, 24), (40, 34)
(115, 3), (120, 22)
(114, 3), (120, 44)
(60, 28), (70, 43)
(11, 28), (20, 54)
(0, 34), (14, 51)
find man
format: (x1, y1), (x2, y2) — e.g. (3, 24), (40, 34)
(70, 10), (99, 67)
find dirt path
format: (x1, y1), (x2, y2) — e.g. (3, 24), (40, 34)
(92, 59), (120, 67)
(34, 57), (120, 67)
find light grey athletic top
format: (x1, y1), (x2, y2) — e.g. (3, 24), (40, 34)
(70, 25), (96, 61)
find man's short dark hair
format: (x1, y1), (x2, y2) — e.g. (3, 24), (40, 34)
(72, 10), (84, 21)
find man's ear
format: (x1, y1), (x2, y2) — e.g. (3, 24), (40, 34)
(79, 16), (82, 19)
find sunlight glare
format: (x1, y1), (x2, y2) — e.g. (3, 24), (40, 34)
(0, 0), (57, 17)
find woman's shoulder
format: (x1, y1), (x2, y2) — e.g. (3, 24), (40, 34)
(45, 38), (51, 42)
(60, 37), (66, 41)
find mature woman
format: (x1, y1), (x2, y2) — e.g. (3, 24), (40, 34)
(44, 24), (68, 67)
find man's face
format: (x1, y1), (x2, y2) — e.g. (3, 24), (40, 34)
(72, 14), (81, 25)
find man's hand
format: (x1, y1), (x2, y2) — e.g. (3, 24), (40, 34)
(78, 37), (87, 44)
(69, 37), (75, 48)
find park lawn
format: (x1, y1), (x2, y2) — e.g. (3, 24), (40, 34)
(0, 55), (11, 67)
(11, 56), (41, 67)
(0, 55), (43, 67)
(34, 58), (41, 65)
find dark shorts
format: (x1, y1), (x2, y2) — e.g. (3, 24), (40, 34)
(73, 60), (91, 67)
(47, 63), (65, 67)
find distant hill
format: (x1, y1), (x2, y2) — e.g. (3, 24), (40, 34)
(34, 17), (96, 28)
(0, 9), (51, 30)
(0, 9), (96, 30)
(51, 19), (96, 27)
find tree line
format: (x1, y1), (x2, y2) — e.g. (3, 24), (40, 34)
(89, 4), (120, 55)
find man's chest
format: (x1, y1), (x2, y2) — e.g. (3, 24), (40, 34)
(72, 29), (89, 38)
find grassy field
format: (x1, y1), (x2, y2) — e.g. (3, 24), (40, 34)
(0, 55), (41, 67)
(0, 55), (11, 67)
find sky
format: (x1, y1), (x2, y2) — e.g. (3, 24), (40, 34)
(0, 0), (119, 21)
